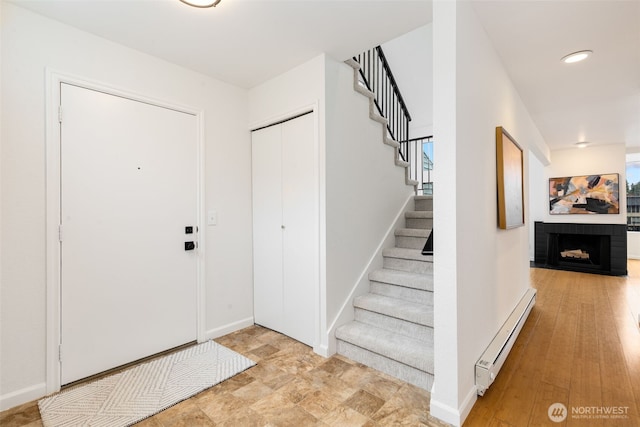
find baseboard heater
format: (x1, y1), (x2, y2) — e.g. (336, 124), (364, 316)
(475, 288), (537, 396)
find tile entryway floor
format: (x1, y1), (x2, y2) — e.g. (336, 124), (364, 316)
(1, 325), (449, 426)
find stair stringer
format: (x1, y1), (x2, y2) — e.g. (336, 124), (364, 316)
(344, 59), (418, 190)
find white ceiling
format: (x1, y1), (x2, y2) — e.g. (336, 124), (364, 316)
(472, 0), (640, 151)
(9, 0), (432, 88)
(9, 0), (639, 151)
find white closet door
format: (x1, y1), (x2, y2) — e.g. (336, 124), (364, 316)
(251, 113), (316, 346)
(252, 124), (284, 333)
(60, 83), (198, 384)
(281, 114), (316, 346)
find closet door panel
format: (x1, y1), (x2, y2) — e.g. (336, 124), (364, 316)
(281, 113), (316, 346)
(251, 125), (284, 332)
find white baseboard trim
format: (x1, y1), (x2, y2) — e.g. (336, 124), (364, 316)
(430, 398), (460, 426)
(203, 317), (254, 342)
(0, 382), (47, 412)
(429, 386), (477, 427)
(314, 343), (331, 358)
(459, 385), (479, 424)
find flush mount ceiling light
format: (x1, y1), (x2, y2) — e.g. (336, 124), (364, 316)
(575, 141), (590, 148)
(179, 0), (221, 7)
(561, 50), (593, 64)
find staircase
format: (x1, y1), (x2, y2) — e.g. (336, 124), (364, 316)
(336, 195), (434, 390)
(335, 48), (434, 390)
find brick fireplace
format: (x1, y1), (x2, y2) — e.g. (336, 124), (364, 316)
(534, 222), (627, 276)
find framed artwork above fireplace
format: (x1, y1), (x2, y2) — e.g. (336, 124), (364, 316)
(549, 173), (619, 214)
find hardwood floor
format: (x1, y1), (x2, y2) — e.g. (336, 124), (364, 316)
(2, 261), (638, 426)
(465, 260), (640, 426)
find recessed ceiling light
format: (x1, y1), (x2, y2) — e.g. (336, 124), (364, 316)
(575, 142), (589, 148)
(561, 50), (593, 64)
(179, 0), (221, 7)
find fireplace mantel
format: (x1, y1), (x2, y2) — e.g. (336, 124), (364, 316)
(534, 222), (627, 276)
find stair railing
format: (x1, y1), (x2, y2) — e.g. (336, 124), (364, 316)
(352, 46), (412, 164)
(408, 135), (433, 195)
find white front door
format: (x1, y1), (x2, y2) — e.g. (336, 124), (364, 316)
(60, 83), (198, 385)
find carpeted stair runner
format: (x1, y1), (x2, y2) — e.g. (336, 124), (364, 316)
(336, 195), (435, 390)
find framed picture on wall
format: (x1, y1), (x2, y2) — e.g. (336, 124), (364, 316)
(496, 126), (525, 229)
(549, 174), (620, 214)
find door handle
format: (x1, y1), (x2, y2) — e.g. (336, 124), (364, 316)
(184, 241), (195, 251)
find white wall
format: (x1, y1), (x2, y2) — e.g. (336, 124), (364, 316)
(0, 1), (3, 407)
(0, 0), (3, 392)
(545, 144), (627, 224)
(630, 232), (640, 259)
(529, 152), (547, 260)
(431, 2), (549, 425)
(248, 54), (325, 128)
(628, 153), (640, 259)
(382, 24), (433, 138)
(1, 3), (253, 409)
